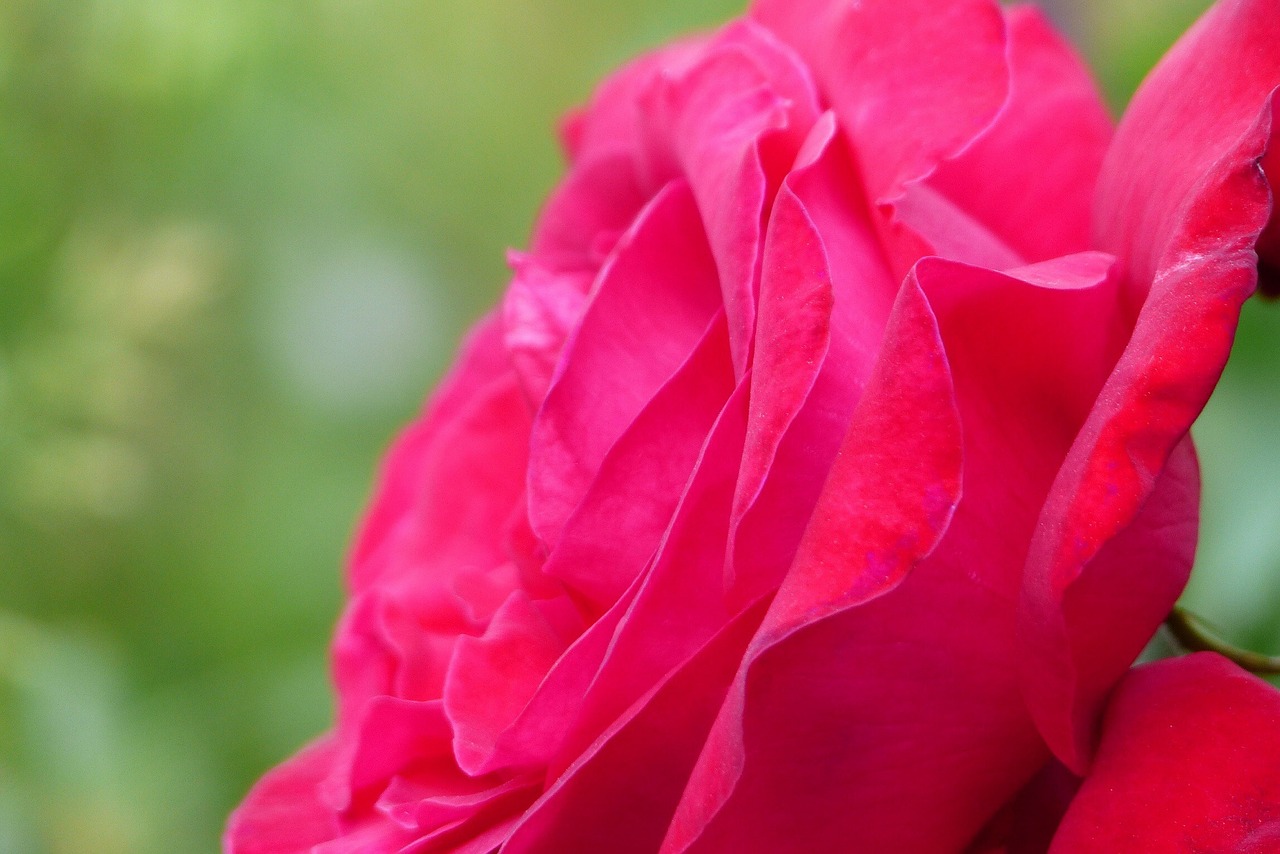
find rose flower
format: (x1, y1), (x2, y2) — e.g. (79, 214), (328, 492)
(227, 0), (1279, 851)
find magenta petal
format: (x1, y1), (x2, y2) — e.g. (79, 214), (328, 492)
(527, 180), (721, 547)
(967, 761), (1080, 854)
(731, 117), (899, 601)
(502, 256), (590, 405)
(551, 382), (753, 777)
(927, 5), (1113, 263)
(1049, 654), (1280, 852)
(321, 698), (453, 812)
(668, 253), (1127, 853)
(444, 591), (580, 775)
(224, 738), (340, 854)
(639, 22), (819, 372)
(528, 151), (648, 269)
(547, 313), (734, 611)
(347, 315), (516, 584)
(503, 601), (768, 854)
(346, 369), (530, 596)
(1022, 0), (1280, 773)
(664, 275), (962, 854)
(752, 0), (1009, 208)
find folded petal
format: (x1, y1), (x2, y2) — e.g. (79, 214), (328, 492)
(503, 601), (768, 854)
(1049, 654), (1280, 852)
(639, 21), (821, 372)
(730, 115), (896, 601)
(750, 0), (1009, 207)
(668, 253), (1127, 853)
(527, 179), (721, 547)
(444, 591), (582, 775)
(664, 272), (961, 854)
(1021, 0), (1280, 773)
(926, 5), (1113, 263)
(546, 313), (734, 612)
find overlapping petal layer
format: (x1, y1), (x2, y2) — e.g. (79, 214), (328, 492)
(227, 1), (1279, 851)
(1020, 0), (1280, 773)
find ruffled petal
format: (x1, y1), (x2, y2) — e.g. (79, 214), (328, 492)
(639, 21), (821, 372)
(664, 271), (961, 854)
(347, 315), (516, 584)
(752, 0), (1008, 202)
(443, 591), (582, 775)
(668, 253), (1127, 853)
(730, 115), (897, 600)
(527, 180), (721, 547)
(1020, 0), (1280, 773)
(546, 313), (734, 612)
(926, 5), (1113, 264)
(503, 601), (768, 854)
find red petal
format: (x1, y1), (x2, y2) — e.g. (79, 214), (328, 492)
(926, 5), (1113, 263)
(751, 0), (1009, 207)
(668, 253), (1128, 852)
(1049, 654), (1280, 852)
(1022, 0), (1280, 773)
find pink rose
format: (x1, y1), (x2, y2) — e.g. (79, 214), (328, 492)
(227, 0), (1279, 851)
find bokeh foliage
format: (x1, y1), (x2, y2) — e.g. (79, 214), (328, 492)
(1, 1), (1275, 851)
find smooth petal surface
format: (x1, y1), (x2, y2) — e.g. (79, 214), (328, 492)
(967, 761), (1080, 854)
(729, 115), (896, 601)
(669, 253), (1127, 853)
(225, 739), (340, 854)
(1021, 0), (1280, 773)
(1049, 654), (1280, 852)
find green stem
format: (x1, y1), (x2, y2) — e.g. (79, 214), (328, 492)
(1165, 607), (1280, 675)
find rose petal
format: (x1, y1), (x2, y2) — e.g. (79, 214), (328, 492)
(502, 256), (592, 405)
(730, 115), (899, 602)
(224, 738), (341, 854)
(640, 21), (820, 372)
(444, 591), (582, 775)
(1020, 0), (1280, 773)
(751, 0), (1010, 221)
(546, 312), (734, 612)
(926, 5), (1113, 264)
(664, 271), (961, 854)
(967, 761), (1080, 854)
(502, 601), (769, 854)
(668, 253), (1127, 852)
(347, 314), (515, 583)
(1049, 654), (1280, 852)
(549, 382), (753, 778)
(527, 179), (722, 547)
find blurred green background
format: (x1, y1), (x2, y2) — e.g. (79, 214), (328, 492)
(0, 1), (1274, 851)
